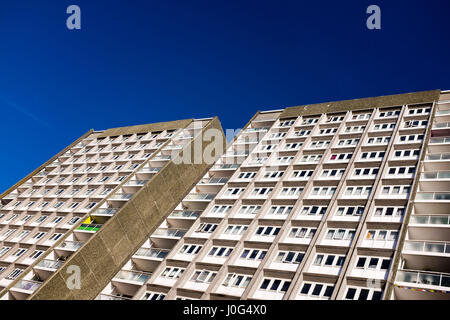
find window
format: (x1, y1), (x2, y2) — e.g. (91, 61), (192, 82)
(293, 130), (311, 137)
(387, 166), (416, 176)
(0, 246), (11, 257)
(251, 187), (273, 197)
(275, 251), (304, 264)
(190, 270), (217, 283)
(224, 188), (245, 197)
(404, 120), (428, 128)
(360, 151), (385, 160)
(29, 250), (43, 259)
(310, 187), (336, 197)
(393, 149), (420, 159)
(275, 156), (294, 164)
(353, 168), (379, 177)
(299, 206), (327, 216)
(378, 110), (400, 118)
(6, 268), (24, 280)
(309, 140), (330, 149)
(224, 224), (248, 235)
(49, 233), (63, 241)
(161, 267), (184, 279)
(263, 171), (284, 180)
(279, 187), (303, 198)
(351, 113), (371, 120)
(35, 215), (48, 224)
(344, 186), (372, 197)
(32, 231), (46, 239)
(326, 115), (345, 123)
(210, 205), (232, 215)
(345, 125), (366, 133)
(267, 206), (293, 216)
(86, 202), (98, 209)
(380, 185), (410, 197)
(335, 206), (365, 216)
(12, 248), (27, 257)
(222, 273), (252, 288)
(301, 118), (319, 125)
(237, 205), (261, 216)
(344, 287), (383, 300)
(329, 153), (352, 162)
(179, 244), (202, 255)
(408, 107), (431, 115)
(319, 128), (338, 135)
(259, 278), (291, 292)
(336, 138), (359, 147)
(289, 227), (316, 239)
(373, 207), (405, 217)
(300, 154), (322, 163)
(208, 246), (233, 257)
(284, 143), (302, 150)
(255, 226), (280, 237)
(299, 282), (334, 299)
(355, 256), (391, 271)
(240, 248), (267, 261)
(313, 253), (346, 267)
(237, 172), (256, 180)
(325, 228), (356, 241)
(269, 132), (286, 139)
(367, 136), (390, 145)
(291, 170), (314, 179)
(320, 169), (345, 179)
(365, 229), (399, 241)
(279, 119), (295, 127)
(399, 134), (424, 143)
(196, 223), (218, 234)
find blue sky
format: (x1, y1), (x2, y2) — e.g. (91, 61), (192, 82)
(0, 0), (449, 193)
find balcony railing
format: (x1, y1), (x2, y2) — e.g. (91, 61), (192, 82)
(134, 248), (169, 259)
(242, 127), (269, 133)
(113, 270), (151, 284)
(429, 137), (450, 144)
(410, 215), (450, 226)
(169, 210), (201, 218)
(151, 155), (171, 161)
(139, 167), (160, 173)
(56, 240), (83, 251)
(12, 280), (42, 292)
(77, 223), (102, 232)
(403, 240), (450, 254)
(396, 270), (450, 288)
(436, 109), (450, 116)
(35, 259), (65, 270)
(95, 294), (130, 300)
(213, 164), (239, 170)
(184, 193), (216, 200)
(421, 171), (450, 179)
(109, 193), (133, 201)
(92, 208), (118, 216)
(426, 153), (450, 161)
(152, 229), (186, 238)
(415, 192), (450, 201)
(124, 180), (148, 186)
(433, 121), (450, 129)
(199, 178), (229, 184)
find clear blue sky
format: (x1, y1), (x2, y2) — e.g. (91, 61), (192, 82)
(0, 0), (449, 193)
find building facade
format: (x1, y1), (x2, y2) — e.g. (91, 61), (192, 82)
(96, 89), (450, 300)
(1, 89), (449, 300)
(0, 118), (226, 300)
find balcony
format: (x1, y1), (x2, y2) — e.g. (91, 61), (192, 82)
(95, 293), (130, 300)
(183, 193), (215, 201)
(152, 228), (186, 238)
(91, 208), (118, 216)
(35, 259), (64, 271)
(421, 171), (450, 180)
(199, 177), (229, 185)
(124, 180), (148, 187)
(10, 280), (42, 296)
(415, 192), (450, 201)
(433, 121), (450, 130)
(396, 270), (450, 289)
(169, 210), (201, 219)
(55, 240), (83, 252)
(109, 193), (134, 201)
(112, 270), (151, 285)
(77, 223), (102, 232)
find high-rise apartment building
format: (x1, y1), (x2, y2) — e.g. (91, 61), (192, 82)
(94, 89), (450, 301)
(1, 89), (449, 300)
(0, 118), (226, 300)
